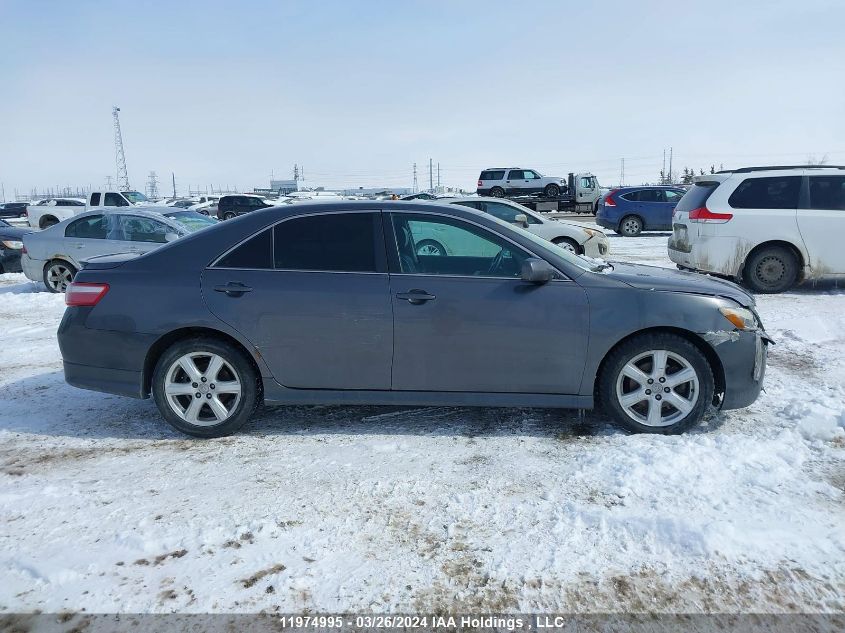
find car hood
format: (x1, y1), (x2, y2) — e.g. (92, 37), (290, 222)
(605, 261), (754, 307)
(0, 226), (31, 241)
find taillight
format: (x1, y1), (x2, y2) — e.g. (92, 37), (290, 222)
(688, 206), (733, 223)
(477, 180), (483, 187)
(65, 282), (110, 306)
(21, 245), (27, 255)
(604, 189), (619, 207)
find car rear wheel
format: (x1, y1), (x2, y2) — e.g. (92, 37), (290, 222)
(416, 239), (446, 256)
(544, 184), (560, 198)
(552, 237), (581, 254)
(489, 186), (505, 198)
(599, 333), (714, 434)
(223, 212), (236, 220)
(618, 215), (643, 236)
(152, 337), (260, 438)
(744, 246), (798, 294)
(43, 260), (77, 293)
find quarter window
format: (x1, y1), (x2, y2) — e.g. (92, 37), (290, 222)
(808, 176), (845, 210)
(274, 213), (378, 272)
(216, 228), (273, 269)
(728, 176), (801, 209)
(392, 213), (528, 278)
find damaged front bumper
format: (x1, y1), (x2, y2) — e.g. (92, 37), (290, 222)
(703, 328), (770, 410)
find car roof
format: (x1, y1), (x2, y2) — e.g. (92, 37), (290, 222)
(615, 185), (686, 191)
(718, 165), (845, 174)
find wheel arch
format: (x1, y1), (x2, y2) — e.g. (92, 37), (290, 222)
(741, 240), (806, 283)
(142, 326), (264, 398)
(594, 326), (726, 406)
(39, 215), (59, 229)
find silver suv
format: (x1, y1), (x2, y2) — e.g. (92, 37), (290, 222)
(477, 168), (567, 198)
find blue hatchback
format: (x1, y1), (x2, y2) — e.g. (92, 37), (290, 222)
(596, 186), (686, 236)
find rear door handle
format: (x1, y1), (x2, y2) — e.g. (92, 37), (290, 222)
(214, 282), (253, 296)
(396, 290), (436, 305)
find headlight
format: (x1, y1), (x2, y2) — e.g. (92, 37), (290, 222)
(719, 306), (758, 330)
(582, 228), (601, 238)
(1, 240), (23, 250)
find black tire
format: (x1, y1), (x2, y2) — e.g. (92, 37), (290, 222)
(618, 215), (643, 236)
(489, 186), (505, 198)
(43, 259), (77, 293)
(415, 239), (447, 256)
(598, 332), (714, 435)
(743, 245), (798, 294)
(199, 209), (209, 216)
(593, 200), (600, 214)
(544, 183), (560, 198)
(40, 216), (59, 229)
(552, 237), (581, 255)
(223, 212), (236, 220)
(152, 337), (261, 438)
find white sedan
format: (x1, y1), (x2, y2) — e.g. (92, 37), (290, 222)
(437, 197), (609, 257)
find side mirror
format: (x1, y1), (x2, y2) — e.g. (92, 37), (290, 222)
(521, 257), (556, 284)
(514, 214), (529, 228)
(164, 232), (179, 242)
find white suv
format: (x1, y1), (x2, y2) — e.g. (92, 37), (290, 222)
(477, 168), (567, 198)
(668, 166), (845, 293)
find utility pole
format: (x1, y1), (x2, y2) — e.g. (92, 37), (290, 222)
(171, 172), (176, 197)
(620, 158), (625, 186)
(662, 149), (666, 184)
(112, 106), (130, 191)
(293, 164), (299, 181)
(413, 163), (418, 193)
(437, 162), (441, 188)
(668, 146), (674, 185)
(105, 175), (113, 190)
(147, 171), (159, 199)
(429, 158), (433, 191)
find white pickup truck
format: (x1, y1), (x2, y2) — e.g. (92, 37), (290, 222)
(27, 190), (150, 229)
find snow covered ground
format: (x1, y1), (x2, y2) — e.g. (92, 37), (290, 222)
(1, 230), (843, 614)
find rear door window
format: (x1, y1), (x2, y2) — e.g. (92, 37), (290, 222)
(65, 215), (109, 239)
(808, 176), (845, 210)
(121, 216), (171, 243)
(507, 170), (524, 180)
(274, 213), (379, 272)
(728, 176), (801, 209)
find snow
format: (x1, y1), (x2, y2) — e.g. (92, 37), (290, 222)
(1, 230), (844, 614)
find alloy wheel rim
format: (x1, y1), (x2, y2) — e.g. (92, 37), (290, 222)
(615, 349), (699, 427)
(417, 243), (444, 256)
(47, 264), (73, 292)
(623, 219), (640, 235)
(164, 352), (242, 426)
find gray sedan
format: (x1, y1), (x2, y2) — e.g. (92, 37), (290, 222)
(58, 201), (769, 437)
(22, 208), (215, 292)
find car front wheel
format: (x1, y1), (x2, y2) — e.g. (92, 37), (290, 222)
(152, 337), (261, 437)
(552, 237), (581, 254)
(223, 212), (236, 220)
(599, 333), (714, 434)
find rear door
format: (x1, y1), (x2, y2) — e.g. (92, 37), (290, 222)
(63, 214), (122, 263)
(202, 211), (393, 389)
(505, 170), (526, 195)
(387, 211), (589, 393)
(118, 215), (174, 255)
(799, 174), (845, 275)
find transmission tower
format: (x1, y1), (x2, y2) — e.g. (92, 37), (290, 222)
(112, 107), (130, 191)
(105, 175), (113, 190)
(147, 171), (159, 199)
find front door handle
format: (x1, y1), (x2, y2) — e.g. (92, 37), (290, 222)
(214, 282), (253, 297)
(396, 289), (436, 305)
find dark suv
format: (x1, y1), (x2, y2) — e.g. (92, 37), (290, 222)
(0, 202), (29, 219)
(217, 195), (273, 220)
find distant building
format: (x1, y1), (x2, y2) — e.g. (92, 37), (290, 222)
(270, 179), (299, 194)
(339, 186), (412, 196)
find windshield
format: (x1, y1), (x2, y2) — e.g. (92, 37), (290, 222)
(122, 191), (149, 204)
(163, 211), (218, 232)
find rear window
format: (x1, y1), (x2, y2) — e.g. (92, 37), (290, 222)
(728, 176), (800, 209)
(479, 170), (505, 181)
(675, 182), (719, 214)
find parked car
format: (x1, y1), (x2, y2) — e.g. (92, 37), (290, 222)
(596, 186), (687, 236)
(217, 194), (273, 220)
(188, 200), (218, 216)
(669, 166), (845, 293)
(22, 209), (199, 292)
(0, 202), (29, 220)
(439, 197), (609, 256)
(477, 168), (568, 198)
(26, 198), (86, 229)
(59, 201), (768, 438)
(0, 219), (30, 273)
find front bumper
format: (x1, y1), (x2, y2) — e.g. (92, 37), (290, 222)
(0, 248), (23, 273)
(709, 329), (768, 410)
(583, 233), (610, 257)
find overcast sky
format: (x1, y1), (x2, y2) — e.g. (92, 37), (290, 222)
(1, 0), (843, 198)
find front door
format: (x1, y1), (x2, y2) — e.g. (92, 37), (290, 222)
(202, 211), (394, 389)
(799, 174), (845, 275)
(387, 212), (589, 394)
